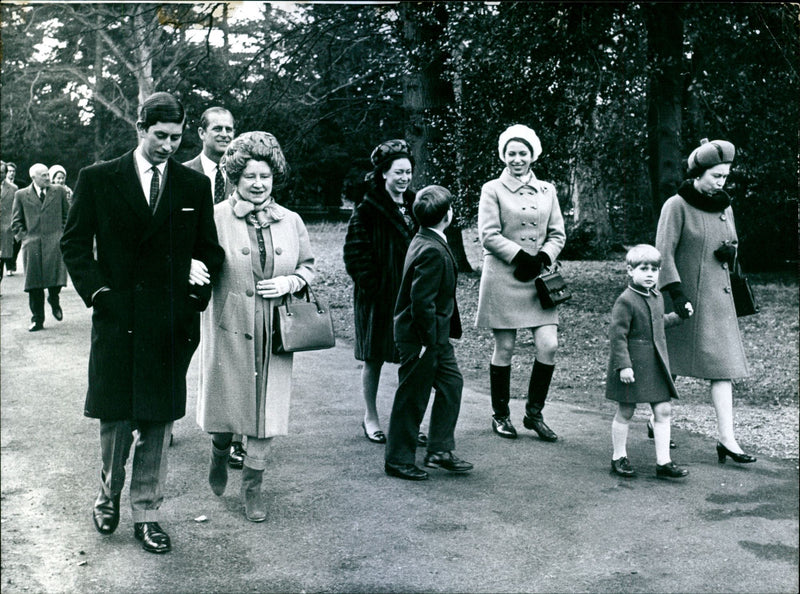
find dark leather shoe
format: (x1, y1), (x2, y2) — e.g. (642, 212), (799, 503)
(492, 415), (517, 439)
(51, 305), (63, 321)
(28, 322), (44, 332)
(424, 451), (474, 473)
(92, 491), (120, 535)
(523, 415), (558, 441)
(134, 522), (171, 553)
(611, 457), (636, 478)
(656, 461), (689, 479)
(716, 442), (756, 464)
(385, 462), (428, 481)
(228, 441), (245, 469)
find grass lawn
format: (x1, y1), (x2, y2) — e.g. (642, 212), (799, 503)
(306, 221), (799, 415)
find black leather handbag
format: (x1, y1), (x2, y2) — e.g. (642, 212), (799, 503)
(535, 264), (572, 309)
(272, 286), (336, 354)
(730, 258), (759, 317)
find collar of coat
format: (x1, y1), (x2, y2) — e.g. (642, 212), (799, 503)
(499, 167), (549, 194)
(677, 180), (732, 212)
(362, 187), (416, 239)
(627, 283), (660, 298)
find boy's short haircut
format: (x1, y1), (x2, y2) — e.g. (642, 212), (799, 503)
(413, 185), (452, 227)
(626, 243), (661, 268)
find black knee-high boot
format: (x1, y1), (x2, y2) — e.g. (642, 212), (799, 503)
(490, 364), (516, 438)
(523, 360), (557, 441)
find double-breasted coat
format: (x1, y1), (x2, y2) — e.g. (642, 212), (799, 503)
(343, 186), (416, 362)
(475, 168), (566, 329)
(197, 199), (315, 438)
(605, 286), (681, 404)
(60, 150), (224, 422)
(11, 184), (69, 291)
(655, 189), (749, 379)
(1, 179), (19, 259)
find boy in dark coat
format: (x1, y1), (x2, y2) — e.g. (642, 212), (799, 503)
(384, 185), (471, 481)
(606, 244), (689, 480)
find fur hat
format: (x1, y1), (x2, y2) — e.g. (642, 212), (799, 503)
(498, 124), (542, 162)
(370, 139), (412, 169)
(687, 139), (735, 177)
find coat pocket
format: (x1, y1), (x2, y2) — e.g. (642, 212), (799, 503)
(217, 292), (247, 334)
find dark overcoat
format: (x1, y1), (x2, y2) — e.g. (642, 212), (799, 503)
(11, 184), (69, 290)
(60, 150), (224, 422)
(605, 286), (681, 404)
(343, 186), (416, 362)
(1, 179), (19, 258)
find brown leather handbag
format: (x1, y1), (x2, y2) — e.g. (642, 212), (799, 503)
(535, 263), (572, 309)
(272, 286), (336, 354)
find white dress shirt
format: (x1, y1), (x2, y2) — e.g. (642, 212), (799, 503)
(198, 152), (223, 188)
(134, 149), (167, 205)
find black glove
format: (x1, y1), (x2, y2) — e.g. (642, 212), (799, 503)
(713, 243), (737, 267)
(664, 282), (693, 319)
(512, 250), (541, 282)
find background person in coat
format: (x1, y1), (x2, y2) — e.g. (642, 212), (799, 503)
(605, 244), (689, 480)
(476, 124), (566, 442)
(49, 164), (74, 208)
(655, 139), (756, 465)
(343, 139), (428, 446)
(196, 131), (315, 523)
(60, 92), (225, 553)
(11, 162), (69, 331)
(1, 161), (20, 279)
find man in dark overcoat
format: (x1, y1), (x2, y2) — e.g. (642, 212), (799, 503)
(1, 161), (20, 280)
(60, 92), (224, 554)
(11, 162), (69, 330)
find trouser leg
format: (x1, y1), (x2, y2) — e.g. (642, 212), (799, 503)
(99, 420), (134, 500)
(129, 421), (173, 523)
(427, 343), (464, 454)
(28, 289), (45, 324)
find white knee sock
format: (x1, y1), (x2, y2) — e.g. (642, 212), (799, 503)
(652, 420), (672, 465)
(612, 416), (629, 460)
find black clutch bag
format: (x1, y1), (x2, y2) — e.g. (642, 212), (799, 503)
(730, 259), (759, 317)
(272, 285), (336, 354)
(535, 264), (572, 309)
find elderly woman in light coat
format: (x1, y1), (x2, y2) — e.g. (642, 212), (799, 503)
(197, 131), (315, 521)
(49, 165), (74, 207)
(476, 124), (566, 442)
(656, 139), (756, 465)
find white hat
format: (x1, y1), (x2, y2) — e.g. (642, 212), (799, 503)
(498, 124), (542, 162)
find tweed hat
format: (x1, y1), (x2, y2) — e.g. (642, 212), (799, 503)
(370, 139), (412, 169)
(687, 139), (735, 176)
(498, 124), (542, 162)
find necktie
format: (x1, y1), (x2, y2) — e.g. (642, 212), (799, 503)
(214, 167), (225, 204)
(149, 166), (160, 213)
(39, 188), (46, 202)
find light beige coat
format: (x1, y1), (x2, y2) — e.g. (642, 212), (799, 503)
(475, 168), (566, 329)
(197, 199), (315, 437)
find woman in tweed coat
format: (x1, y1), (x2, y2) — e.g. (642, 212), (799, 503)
(343, 140), (417, 444)
(476, 125), (566, 442)
(655, 139), (756, 465)
(197, 132), (316, 521)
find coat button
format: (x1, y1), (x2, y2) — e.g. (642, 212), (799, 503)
(532, 205), (537, 210)
(724, 287), (731, 293)
(275, 247), (283, 255)
(521, 222), (526, 226)
(246, 289), (254, 297)
(521, 207), (526, 210)
(720, 214), (727, 221)
(532, 222), (538, 226)
(722, 263), (728, 270)
(242, 247), (250, 255)
(244, 333), (253, 340)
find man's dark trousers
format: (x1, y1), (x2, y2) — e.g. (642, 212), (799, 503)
(385, 341), (463, 466)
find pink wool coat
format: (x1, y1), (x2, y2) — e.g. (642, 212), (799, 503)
(196, 199), (315, 438)
(655, 195), (749, 379)
(605, 286), (681, 404)
(475, 168), (566, 329)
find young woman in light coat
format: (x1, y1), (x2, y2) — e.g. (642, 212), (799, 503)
(197, 132), (316, 521)
(655, 139), (756, 465)
(476, 124), (566, 442)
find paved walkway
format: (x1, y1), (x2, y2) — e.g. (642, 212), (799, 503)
(1, 274), (797, 593)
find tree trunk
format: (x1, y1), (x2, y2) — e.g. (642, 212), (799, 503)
(644, 4), (685, 219)
(401, 3), (472, 272)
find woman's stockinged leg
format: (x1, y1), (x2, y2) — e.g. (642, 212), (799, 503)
(711, 380), (744, 453)
(491, 329), (517, 367)
(362, 359), (384, 432)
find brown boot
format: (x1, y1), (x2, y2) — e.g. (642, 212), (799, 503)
(241, 466), (266, 522)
